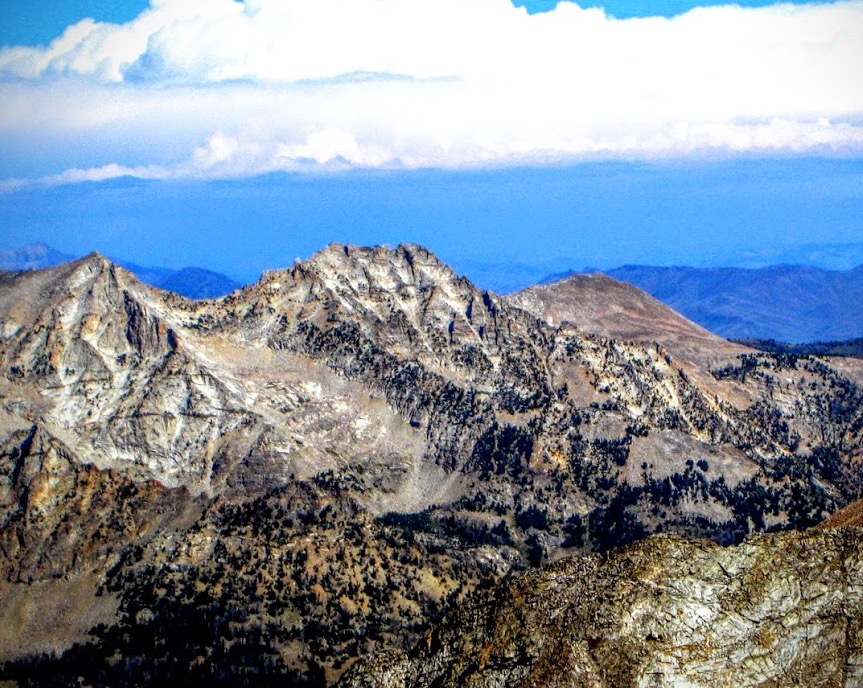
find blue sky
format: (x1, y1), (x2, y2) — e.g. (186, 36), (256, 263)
(1, 1), (862, 289)
(3, 159), (862, 291)
(0, 1), (830, 46)
(0, 2), (147, 47)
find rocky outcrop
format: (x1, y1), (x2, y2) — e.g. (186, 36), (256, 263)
(3, 244), (863, 554)
(0, 425), (201, 583)
(341, 527), (863, 688)
(1, 244), (863, 685)
(819, 498), (863, 529)
(508, 271), (747, 367)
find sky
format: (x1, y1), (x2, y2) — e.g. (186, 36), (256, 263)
(1, 1), (862, 290)
(0, 1), (832, 46)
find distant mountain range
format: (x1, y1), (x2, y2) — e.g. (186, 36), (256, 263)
(1, 244), (861, 685)
(0, 243), (74, 271)
(4, 244), (863, 343)
(0, 243), (241, 300)
(543, 264), (863, 344)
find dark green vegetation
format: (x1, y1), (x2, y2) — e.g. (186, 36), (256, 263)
(2, 246), (862, 686)
(5, 345), (861, 685)
(737, 337), (863, 360)
(0, 449), (505, 686)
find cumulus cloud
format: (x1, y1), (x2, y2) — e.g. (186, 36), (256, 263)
(1, 0), (862, 184)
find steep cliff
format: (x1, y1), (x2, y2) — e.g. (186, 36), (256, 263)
(341, 527), (863, 688)
(1, 244), (862, 684)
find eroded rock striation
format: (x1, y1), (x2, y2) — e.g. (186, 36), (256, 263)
(341, 527), (863, 688)
(1, 244), (862, 684)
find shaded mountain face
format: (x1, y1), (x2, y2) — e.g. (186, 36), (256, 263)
(604, 264), (863, 343)
(154, 266), (242, 299)
(340, 526), (863, 688)
(1, 244), (862, 684)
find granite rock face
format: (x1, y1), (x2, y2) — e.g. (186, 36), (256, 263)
(3, 245), (861, 539)
(341, 527), (863, 688)
(1, 244), (863, 684)
(0, 425), (200, 584)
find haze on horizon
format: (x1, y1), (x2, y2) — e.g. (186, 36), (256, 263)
(1, 0), (862, 286)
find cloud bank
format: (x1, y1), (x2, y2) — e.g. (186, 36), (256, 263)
(1, 0), (862, 185)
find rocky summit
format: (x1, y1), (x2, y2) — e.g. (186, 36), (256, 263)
(0, 244), (862, 685)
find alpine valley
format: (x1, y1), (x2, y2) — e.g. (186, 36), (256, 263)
(0, 244), (861, 686)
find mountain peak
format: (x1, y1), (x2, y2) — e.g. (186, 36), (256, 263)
(309, 242), (445, 270)
(65, 251), (134, 285)
(78, 250), (111, 266)
(302, 242), (466, 295)
(508, 271), (747, 365)
(3, 241), (863, 684)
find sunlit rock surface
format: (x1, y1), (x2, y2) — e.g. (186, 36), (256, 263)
(341, 527), (863, 688)
(1, 244), (862, 684)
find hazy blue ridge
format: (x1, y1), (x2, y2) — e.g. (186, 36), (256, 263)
(6, 243), (863, 341)
(154, 267), (242, 300)
(594, 264), (863, 344)
(0, 243), (75, 271)
(0, 243), (242, 300)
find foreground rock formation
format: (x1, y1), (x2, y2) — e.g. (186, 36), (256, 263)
(341, 526), (863, 688)
(0, 244), (862, 685)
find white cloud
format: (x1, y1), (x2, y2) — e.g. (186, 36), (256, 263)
(1, 0), (862, 184)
